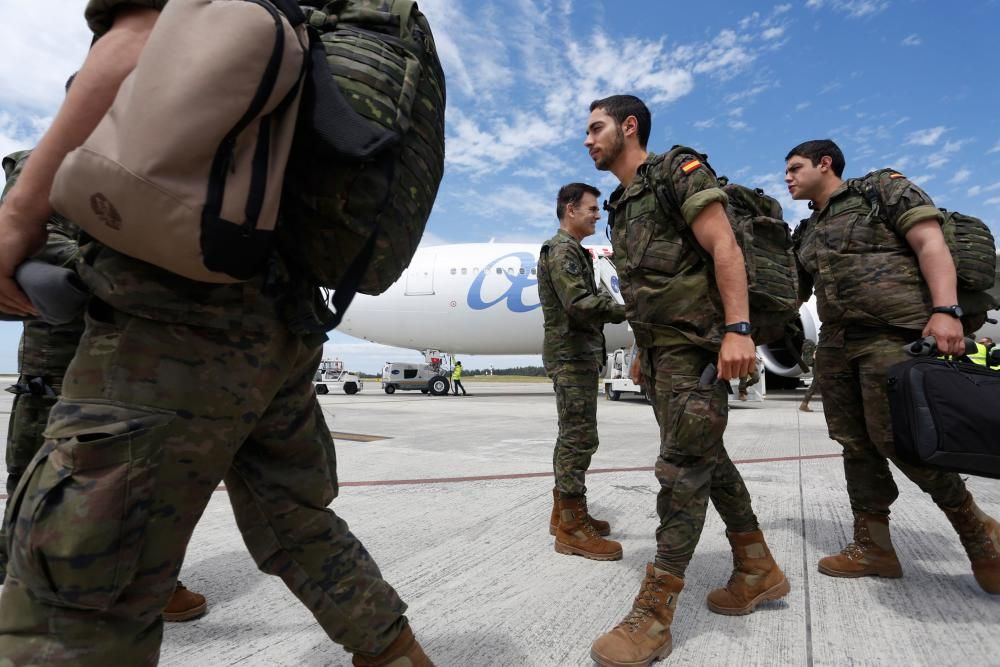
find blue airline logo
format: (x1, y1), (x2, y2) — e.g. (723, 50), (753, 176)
(467, 252), (541, 313)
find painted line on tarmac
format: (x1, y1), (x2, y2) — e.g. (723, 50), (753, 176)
(336, 452), (842, 488)
(0, 453), (842, 501)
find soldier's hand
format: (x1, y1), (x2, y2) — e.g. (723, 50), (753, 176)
(629, 352), (643, 385)
(0, 202), (46, 316)
(718, 333), (756, 381)
(924, 313), (965, 357)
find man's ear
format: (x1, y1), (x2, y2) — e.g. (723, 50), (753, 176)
(819, 155), (834, 172)
(622, 115), (638, 139)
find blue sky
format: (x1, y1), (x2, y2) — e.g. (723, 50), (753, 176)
(1, 0), (999, 373)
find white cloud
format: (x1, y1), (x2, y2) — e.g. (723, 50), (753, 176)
(901, 34), (922, 47)
(926, 153), (949, 170)
(0, 2), (91, 114)
(909, 174), (935, 186)
(725, 82), (776, 104)
(967, 182), (1000, 197)
(985, 196), (1000, 206)
(806, 0), (890, 18)
(795, 101), (812, 111)
(693, 119), (716, 129)
(988, 140), (1000, 155)
(949, 169), (972, 185)
(762, 26), (786, 40)
(942, 139), (971, 153)
(466, 185), (554, 229)
(906, 126), (948, 146)
(774, 4), (794, 14)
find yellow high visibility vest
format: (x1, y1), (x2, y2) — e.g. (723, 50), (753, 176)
(969, 343), (989, 366)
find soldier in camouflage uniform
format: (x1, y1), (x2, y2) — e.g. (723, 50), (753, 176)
(584, 95), (789, 667)
(538, 182), (626, 562)
(0, 150), (207, 623)
(786, 139), (1000, 594)
(0, 3), (432, 665)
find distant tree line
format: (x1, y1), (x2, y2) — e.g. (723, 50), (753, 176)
(463, 366), (547, 377)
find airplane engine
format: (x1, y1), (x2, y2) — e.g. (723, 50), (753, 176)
(759, 300), (821, 388)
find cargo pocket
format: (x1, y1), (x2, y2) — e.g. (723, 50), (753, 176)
(6, 399), (175, 611)
(666, 376), (727, 457)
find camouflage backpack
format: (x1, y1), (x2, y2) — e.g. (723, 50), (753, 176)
(647, 146), (800, 345)
(280, 0), (446, 326)
(853, 169), (999, 322)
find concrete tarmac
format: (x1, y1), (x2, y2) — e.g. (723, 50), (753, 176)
(1, 380), (998, 666)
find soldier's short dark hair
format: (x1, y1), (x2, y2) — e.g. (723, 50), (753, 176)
(590, 95), (651, 149)
(556, 182), (601, 221)
(785, 139), (846, 178)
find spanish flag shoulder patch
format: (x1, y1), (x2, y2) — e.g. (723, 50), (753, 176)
(889, 172), (906, 179)
(681, 159), (703, 174)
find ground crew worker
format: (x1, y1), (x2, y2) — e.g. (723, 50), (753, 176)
(584, 95), (789, 667)
(537, 182), (626, 562)
(786, 138), (999, 594)
(969, 337), (993, 366)
(451, 361), (467, 395)
(1, 149), (207, 624)
(0, 4), (431, 665)
(799, 338), (819, 412)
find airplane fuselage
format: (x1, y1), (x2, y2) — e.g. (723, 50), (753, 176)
(340, 243), (631, 354)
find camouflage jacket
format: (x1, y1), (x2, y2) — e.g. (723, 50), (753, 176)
(538, 229), (625, 368)
(606, 150), (729, 351)
(793, 171), (943, 346)
(69, 0), (335, 340)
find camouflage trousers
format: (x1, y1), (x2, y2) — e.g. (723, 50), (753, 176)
(641, 345), (759, 577)
(0, 302), (407, 665)
(5, 378), (62, 497)
(550, 365), (600, 497)
(815, 331), (967, 515)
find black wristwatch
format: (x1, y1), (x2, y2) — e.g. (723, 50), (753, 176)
(724, 321), (752, 335)
(930, 305), (964, 319)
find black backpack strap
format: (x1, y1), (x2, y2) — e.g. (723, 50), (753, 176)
(269, 0), (306, 26)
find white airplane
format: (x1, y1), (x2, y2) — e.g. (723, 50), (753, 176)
(339, 242), (826, 383)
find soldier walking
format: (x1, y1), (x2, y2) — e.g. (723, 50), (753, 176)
(584, 95), (789, 667)
(0, 3), (432, 665)
(537, 183), (626, 561)
(786, 139), (1000, 593)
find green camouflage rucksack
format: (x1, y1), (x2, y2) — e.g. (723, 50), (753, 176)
(853, 169), (999, 325)
(647, 146), (800, 344)
(280, 0), (446, 325)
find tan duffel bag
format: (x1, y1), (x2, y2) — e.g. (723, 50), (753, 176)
(50, 0), (307, 283)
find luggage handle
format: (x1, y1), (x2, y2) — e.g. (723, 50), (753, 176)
(904, 335), (978, 357)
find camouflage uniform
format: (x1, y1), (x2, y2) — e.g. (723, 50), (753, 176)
(794, 173), (968, 515)
(538, 229), (625, 496)
(0, 1), (409, 662)
(0, 152), (86, 585)
(606, 150), (760, 577)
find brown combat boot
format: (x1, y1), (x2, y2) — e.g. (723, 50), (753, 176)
(590, 564), (683, 667)
(162, 581), (207, 622)
(548, 487), (610, 536)
(818, 512), (902, 578)
(352, 625), (434, 667)
(707, 530), (790, 615)
(942, 494), (1000, 594)
(554, 495), (622, 561)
